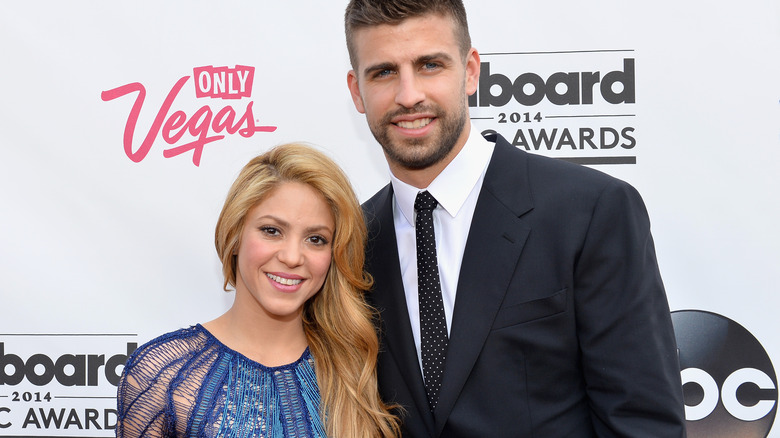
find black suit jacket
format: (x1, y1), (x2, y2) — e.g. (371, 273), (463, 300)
(362, 134), (686, 437)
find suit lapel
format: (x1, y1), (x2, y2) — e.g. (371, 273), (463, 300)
(433, 137), (534, 433)
(365, 185), (435, 433)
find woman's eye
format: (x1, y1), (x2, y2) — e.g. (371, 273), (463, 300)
(308, 235), (329, 246)
(260, 226), (280, 236)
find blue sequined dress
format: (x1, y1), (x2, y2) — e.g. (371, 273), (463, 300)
(116, 324), (325, 437)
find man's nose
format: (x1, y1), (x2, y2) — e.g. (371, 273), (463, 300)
(394, 72), (425, 108)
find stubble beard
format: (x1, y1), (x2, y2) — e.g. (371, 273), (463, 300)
(368, 100), (468, 171)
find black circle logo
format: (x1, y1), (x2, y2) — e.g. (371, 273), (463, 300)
(672, 310), (777, 437)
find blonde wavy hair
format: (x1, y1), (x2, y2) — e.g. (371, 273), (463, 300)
(214, 143), (400, 438)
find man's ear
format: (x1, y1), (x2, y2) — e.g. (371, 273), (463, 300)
(464, 48), (481, 96)
(347, 70), (366, 114)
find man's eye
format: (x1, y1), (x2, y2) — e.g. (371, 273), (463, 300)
(423, 62), (440, 71)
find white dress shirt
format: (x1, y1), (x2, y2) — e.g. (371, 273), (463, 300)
(390, 125), (495, 370)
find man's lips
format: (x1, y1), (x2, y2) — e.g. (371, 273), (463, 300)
(395, 117), (433, 129)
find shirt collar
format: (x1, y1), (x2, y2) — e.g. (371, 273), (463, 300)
(391, 124), (494, 226)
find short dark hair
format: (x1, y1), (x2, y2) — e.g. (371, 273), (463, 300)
(344, 0), (472, 69)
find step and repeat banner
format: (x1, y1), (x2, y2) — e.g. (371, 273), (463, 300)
(1, 1), (778, 437)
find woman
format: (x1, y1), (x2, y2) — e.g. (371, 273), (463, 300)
(117, 143), (399, 437)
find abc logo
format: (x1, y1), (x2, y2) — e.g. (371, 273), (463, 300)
(672, 310), (777, 437)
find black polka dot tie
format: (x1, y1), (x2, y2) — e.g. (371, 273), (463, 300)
(414, 190), (448, 411)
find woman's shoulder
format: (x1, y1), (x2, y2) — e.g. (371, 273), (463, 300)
(123, 325), (213, 377)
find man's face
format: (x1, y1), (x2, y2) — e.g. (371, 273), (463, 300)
(347, 14), (479, 177)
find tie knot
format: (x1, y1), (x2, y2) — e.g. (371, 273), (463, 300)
(414, 191), (438, 212)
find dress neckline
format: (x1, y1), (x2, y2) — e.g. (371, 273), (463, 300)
(194, 323), (311, 370)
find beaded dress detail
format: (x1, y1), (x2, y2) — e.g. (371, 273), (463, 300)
(116, 325), (324, 437)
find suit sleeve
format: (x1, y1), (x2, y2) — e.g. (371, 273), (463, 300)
(573, 179), (686, 438)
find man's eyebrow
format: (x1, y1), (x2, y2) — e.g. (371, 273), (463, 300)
(415, 52), (455, 65)
(363, 62), (397, 77)
(362, 52), (457, 77)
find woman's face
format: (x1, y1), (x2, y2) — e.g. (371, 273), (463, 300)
(234, 181), (335, 324)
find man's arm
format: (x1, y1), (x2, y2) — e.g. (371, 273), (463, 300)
(574, 179), (686, 437)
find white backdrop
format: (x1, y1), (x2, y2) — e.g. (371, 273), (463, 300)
(0, 1), (778, 436)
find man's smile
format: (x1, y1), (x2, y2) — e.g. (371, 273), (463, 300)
(396, 117), (433, 129)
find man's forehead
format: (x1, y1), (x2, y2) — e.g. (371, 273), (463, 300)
(351, 14), (459, 68)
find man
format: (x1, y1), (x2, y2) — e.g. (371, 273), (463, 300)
(344, 1), (686, 437)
